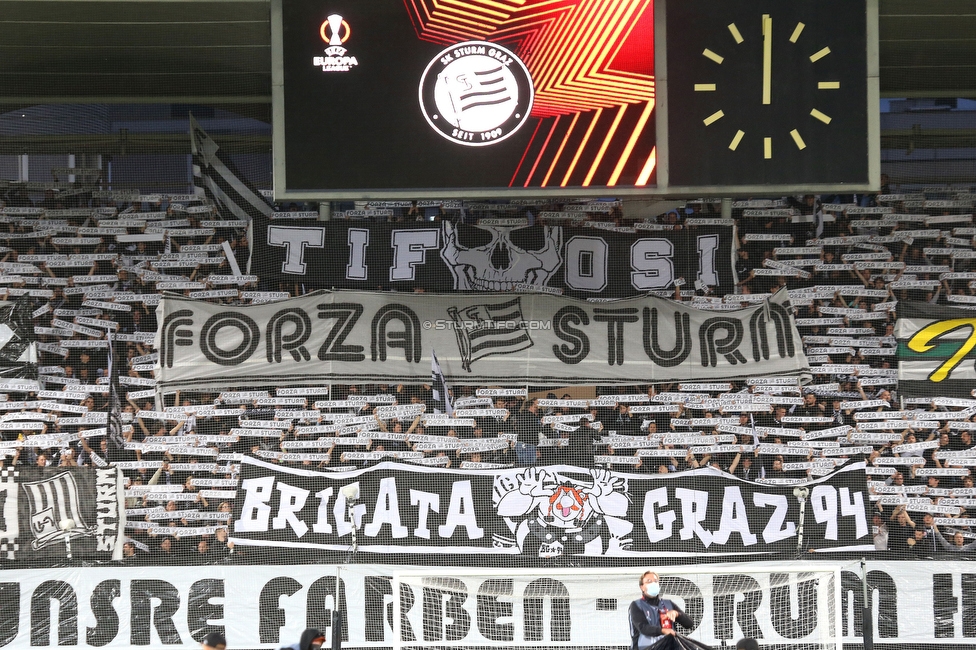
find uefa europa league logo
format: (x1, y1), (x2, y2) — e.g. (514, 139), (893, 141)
(319, 13), (350, 48)
(314, 13), (357, 72)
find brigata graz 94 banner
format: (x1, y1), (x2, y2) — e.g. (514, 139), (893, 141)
(154, 289), (807, 390)
(252, 221), (736, 298)
(0, 466), (125, 562)
(231, 457), (871, 557)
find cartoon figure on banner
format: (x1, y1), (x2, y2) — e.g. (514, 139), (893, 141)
(493, 467), (632, 557)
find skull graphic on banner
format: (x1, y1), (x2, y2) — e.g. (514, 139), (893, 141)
(441, 223), (562, 290)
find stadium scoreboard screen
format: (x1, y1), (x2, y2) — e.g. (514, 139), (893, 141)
(271, 0), (879, 199)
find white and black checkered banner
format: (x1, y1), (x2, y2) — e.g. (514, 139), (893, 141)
(0, 466), (125, 562)
(0, 561), (968, 649)
(154, 289), (807, 390)
(251, 221), (737, 298)
(230, 457), (871, 556)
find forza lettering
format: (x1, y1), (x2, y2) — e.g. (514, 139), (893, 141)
(162, 302), (423, 367)
(317, 303), (365, 362)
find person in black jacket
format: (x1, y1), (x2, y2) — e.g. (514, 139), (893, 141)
(201, 632), (227, 650)
(281, 628), (324, 650)
(629, 571), (696, 650)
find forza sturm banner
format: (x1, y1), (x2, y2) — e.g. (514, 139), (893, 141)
(0, 561), (972, 649)
(251, 221), (737, 298)
(153, 288), (808, 390)
(230, 457), (872, 557)
(0, 466), (125, 562)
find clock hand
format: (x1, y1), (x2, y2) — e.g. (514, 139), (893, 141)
(762, 14), (772, 105)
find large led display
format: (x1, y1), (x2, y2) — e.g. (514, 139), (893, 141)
(271, 0), (879, 199)
(272, 0), (657, 198)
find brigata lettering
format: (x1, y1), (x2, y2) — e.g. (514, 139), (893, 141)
(235, 476), (484, 541)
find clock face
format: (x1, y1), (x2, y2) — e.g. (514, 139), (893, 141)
(666, 0), (869, 188)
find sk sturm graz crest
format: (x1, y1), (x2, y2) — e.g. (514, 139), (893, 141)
(22, 472), (93, 550)
(447, 298), (534, 371)
(419, 41), (534, 146)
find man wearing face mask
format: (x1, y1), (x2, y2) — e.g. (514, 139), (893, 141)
(629, 571), (696, 650)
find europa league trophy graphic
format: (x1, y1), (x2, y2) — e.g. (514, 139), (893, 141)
(327, 14), (345, 46)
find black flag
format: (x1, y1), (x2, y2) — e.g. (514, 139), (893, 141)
(189, 113), (273, 275)
(189, 113), (273, 222)
(105, 334), (126, 454)
(431, 349), (454, 415)
(0, 297), (37, 381)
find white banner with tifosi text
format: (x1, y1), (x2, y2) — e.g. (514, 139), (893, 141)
(1, 561), (974, 648)
(154, 289), (807, 390)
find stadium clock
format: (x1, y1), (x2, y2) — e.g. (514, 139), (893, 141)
(664, 0), (871, 189)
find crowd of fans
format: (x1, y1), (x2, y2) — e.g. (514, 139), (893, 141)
(0, 180), (975, 563)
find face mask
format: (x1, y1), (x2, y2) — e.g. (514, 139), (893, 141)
(646, 583), (660, 597)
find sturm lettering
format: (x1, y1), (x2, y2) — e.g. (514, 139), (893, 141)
(451, 45), (486, 57)
(94, 469), (119, 552)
